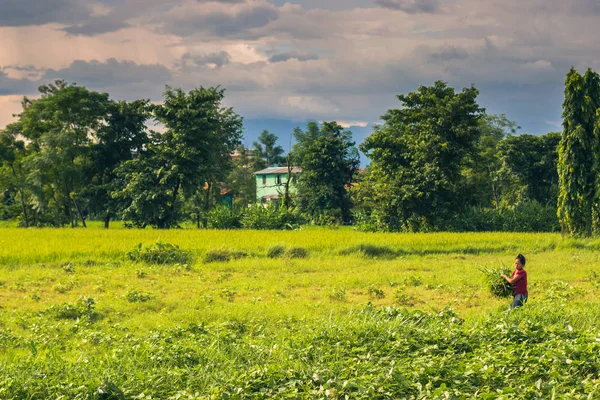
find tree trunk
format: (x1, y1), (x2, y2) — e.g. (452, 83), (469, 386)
(202, 181), (213, 228)
(10, 165), (29, 227)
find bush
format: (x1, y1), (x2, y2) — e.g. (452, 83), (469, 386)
(266, 245), (286, 258)
(207, 206), (243, 229)
(287, 247), (308, 258)
(48, 296), (100, 321)
(128, 241), (194, 265)
(452, 201), (560, 232)
(203, 249), (247, 264)
(242, 205), (305, 230)
(340, 244), (398, 259)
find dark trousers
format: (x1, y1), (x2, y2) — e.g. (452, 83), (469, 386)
(510, 293), (528, 309)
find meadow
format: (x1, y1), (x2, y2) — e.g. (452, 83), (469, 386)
(1, 227), (600, 399)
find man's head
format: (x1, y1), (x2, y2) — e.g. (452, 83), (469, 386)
(515, 254), (526, 269)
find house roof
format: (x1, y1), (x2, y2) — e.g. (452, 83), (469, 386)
(254, 167), (302, 175)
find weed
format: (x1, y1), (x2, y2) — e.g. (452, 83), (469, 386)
(53, 281), (75, 293)
(128, 241), (194, 265)
(368, 286), (385, 299)
(340, 244), (398, 259)
(267, 245), (286, 258)
(136, 270), (147, 279)
(219, 288), (237, 302)
(124, 289), (155, 303)
(394, 288), (415, 306)
(403, 276), (423, 287)
(329, 288), (346, 302)
(287, 247), (308, 258)
(62, 263), (75, 274)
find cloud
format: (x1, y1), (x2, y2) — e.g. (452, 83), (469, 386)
(269, 52), (319, 63)
(0, 0), (91, 26)
(156, 0), (279, 38)
(63, 17), (130, 36)
(0, 70), (37, 95)
(372, 0), (442, 13)
(43, 58), (171, 86)
(175, 52), (232, 69)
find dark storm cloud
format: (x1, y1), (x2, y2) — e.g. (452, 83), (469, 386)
(372, 0), (441, 13)
(158, 2), (279, 37)
(43, 59), (172, 87)
(63, 18), (130, 36)
(0, 70), (37, 95)
(0, 0), (91, 26)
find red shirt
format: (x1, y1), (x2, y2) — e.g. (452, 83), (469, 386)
(512, 269), (528, 295)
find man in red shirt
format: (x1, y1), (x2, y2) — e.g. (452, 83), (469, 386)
(501, 254), (528, 309)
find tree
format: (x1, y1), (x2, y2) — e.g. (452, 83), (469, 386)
(226, 145), (256, 207)
(8, 80), (112, 227)
(497, 132), (560, 206)
(0, 128), (30, 225)
(293, 121), (359, 223)
(361, 81), (484, 231)
(557, 68), (600, 236)
(115, 86), (243, 228)
(252, 130), (285, 169)
(87, 100), (152, 228)
(466, 114), (520, 208)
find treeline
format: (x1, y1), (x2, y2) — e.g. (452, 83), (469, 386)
(0, 70), (589, 232)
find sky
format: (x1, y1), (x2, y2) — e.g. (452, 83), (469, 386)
(1, 0), (598, 150)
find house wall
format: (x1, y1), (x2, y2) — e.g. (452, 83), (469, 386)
(255, 173), (298, 201)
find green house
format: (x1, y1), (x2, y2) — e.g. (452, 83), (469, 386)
(254, 167), (302, 202)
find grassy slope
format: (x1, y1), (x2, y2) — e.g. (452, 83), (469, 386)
(1, 227), (600, 398)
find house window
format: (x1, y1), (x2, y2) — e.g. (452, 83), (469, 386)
(262, 175), (266, 185)
(276, 175), (282, 185)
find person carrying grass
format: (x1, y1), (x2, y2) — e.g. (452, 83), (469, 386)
(501, 254), (528, 308)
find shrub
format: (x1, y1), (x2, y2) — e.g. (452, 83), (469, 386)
(267, 245), (286, 258)
(287, 247), (308, 258)
(453, 201), (560, 232)
(203, 249), (246, 264)
(128, 241), (194, 265)
(340, 244), (398, 259)
(207, 206), (243, 229)
(242, 205), (305, 230)
(124, 289), (154, 303)
(48, 296), (99, 320)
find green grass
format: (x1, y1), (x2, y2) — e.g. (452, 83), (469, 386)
(1, 227), (600, 398)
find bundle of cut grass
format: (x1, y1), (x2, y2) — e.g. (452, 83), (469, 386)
(479, 265), (513, 298)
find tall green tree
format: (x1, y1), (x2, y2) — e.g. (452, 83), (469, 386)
(252, 130), (285, 169)
(293, 121), (359, 223)
(87, 99), (152, 228)
(557, 68), (600, 236)
(361, 81), (484, 231)
(466, 114), (520, 208)
(115, 86), (243, 228)
(497, 132), (560, 206)
(7, 80), (112, 227)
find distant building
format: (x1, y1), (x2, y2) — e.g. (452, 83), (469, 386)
(254, 167), (302, 202)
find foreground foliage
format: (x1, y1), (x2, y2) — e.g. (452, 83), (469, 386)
(1, 304), (599, 399)
(1, 229), (600, 398)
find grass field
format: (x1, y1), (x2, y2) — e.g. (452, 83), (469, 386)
(1, 227), (600, 398)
